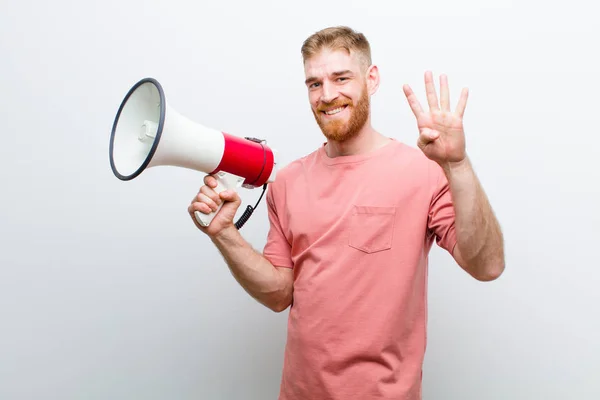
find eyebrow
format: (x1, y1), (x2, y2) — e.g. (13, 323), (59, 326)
(305, 70), (353, 85)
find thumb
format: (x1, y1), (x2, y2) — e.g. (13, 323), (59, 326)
(219, 189), (241, 204)
(418, 128), (439, 146)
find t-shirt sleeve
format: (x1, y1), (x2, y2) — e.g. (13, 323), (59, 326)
(428, 164), (457, 255)
(262, 186), (294, 269)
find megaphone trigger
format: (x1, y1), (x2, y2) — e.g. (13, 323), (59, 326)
(193, 171), (245, 227)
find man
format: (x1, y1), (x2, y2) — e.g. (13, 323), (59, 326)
(188, 26), (504, 400)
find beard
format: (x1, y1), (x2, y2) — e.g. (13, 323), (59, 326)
(311, 85), (370, 142)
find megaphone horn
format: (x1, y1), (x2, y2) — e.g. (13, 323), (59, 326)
(109, 77), (279, 229)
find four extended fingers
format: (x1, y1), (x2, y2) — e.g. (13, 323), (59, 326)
(404, 71), (468, 117)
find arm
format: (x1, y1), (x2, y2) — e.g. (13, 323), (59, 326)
(188, 175), (294, 312)
(404, 71), (505, 281)
(443, 157), (505, 281)
(211, 226), (294, 312)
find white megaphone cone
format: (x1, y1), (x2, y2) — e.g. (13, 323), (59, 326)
(109, 77), (279, 228)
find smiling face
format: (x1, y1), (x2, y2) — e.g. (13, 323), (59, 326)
(304, 48), (376, 142)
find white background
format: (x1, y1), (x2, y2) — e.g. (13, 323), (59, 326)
(1, 0), (598, 399)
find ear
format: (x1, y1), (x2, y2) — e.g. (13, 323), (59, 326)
(366, 64), (380, 95)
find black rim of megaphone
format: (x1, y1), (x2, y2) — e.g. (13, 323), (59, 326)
(109, 77), (166, 181)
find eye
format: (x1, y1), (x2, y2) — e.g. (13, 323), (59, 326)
(309, 82), (321, 89)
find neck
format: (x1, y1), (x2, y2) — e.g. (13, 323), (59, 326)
(325, 123), (389, 158)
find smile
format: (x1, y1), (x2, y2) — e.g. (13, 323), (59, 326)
(322, 105), (348, 115)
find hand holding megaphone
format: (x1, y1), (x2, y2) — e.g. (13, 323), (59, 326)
(188, 172), (244, 234)
(109, 77), (279, 230)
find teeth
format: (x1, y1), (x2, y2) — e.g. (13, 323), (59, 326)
(325, 106), (345, 115)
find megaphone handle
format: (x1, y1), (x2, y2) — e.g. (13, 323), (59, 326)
(194, 171), (245, 228)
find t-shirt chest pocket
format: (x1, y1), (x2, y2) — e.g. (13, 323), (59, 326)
(347, 205), (397, 253)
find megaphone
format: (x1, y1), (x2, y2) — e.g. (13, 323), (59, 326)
(109, 77), (279, 228)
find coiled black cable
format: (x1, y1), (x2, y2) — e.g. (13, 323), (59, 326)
(234, 183), (268, 230)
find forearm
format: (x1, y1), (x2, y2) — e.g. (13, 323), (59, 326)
(209, 226), (293, 311)
(443, 157), (505, 280)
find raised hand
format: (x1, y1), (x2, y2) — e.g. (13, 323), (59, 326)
(403, 71), (469, 168)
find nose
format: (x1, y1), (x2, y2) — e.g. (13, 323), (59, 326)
(320, 81), (338, 104)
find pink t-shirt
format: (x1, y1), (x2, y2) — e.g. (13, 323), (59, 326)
(263, 139), (457, 400)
